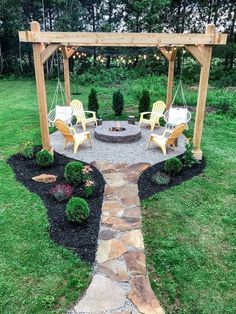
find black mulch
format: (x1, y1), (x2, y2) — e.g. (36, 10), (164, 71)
(8, 151), (105, 264)
(138, 156), (206, 200)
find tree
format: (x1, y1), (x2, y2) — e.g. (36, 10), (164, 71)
(112, 90), (124, 116)
(88, 88), (99, 113)
(139, 90), (151, 113)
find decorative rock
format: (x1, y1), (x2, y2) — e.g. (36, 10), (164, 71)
(99, 260), (129, 282)
(103, 216), (140, 231)
(102, 201), (125, 217)
(128, 276), (164, 314)
(75, 274), (126, 313)
(124, 252), (146, 275)
(105, 172), (127, 187)
(98, 228), (118, 240)
(127, 162), (150, 175)
(32, 174), (57, 183)
(123, 207), (142, 218)
(96, 239), (127, 264)
(116, 184), (139, 199)
(122, 230), (144, 250)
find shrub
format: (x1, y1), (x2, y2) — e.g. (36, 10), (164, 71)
(151, 171), (170, 186)
(64, 161), (84, 185)
(88, 88), (99, 113)
(164, 157), (182, 176)
(19, 141), (34, 159)
(36, 150), (54, 168)
(112, 90), (124, 116)
(49, 184), (73, 202)
(84, 179), (95, 197)
(66, 197), (90, 223)
(182, 141), (198, 167)
(139, 89), (150, 113)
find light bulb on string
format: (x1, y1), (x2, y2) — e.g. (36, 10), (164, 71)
(143, 54), (147, 60)
(73, 55), (76, 59)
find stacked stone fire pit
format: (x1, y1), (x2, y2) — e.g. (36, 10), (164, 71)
(94, 121), (141, 143)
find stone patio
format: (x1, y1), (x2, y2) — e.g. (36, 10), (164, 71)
(50, 122), (185, 165)
(71, 161), (165, 314)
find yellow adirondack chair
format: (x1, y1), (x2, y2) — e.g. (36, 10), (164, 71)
(70, 99), (97, 131)
(139, 101), (166, 131)
(55, 119), (92, 154)
(147, 123), (186, 156)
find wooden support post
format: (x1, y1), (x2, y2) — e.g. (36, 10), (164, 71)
(31, 21), (51, 150)
(61, 46), (74, 105)
(193, 24), (214, 160)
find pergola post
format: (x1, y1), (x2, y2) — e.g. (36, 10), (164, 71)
(31, 21), (50, 150)
(192, 24), (214, 159)
(61, 46), (75, 105)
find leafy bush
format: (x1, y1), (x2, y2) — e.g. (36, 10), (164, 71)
(64, 161), (84, 185)
(139, 89), (151, 113)
(49, 184), (73, 202)
(19, 141), (34, 159)
(151, 171), (170, 186)
(164, 157), (183, 176)
(66, 197), (90, 223)
(88, 88), (99, 113)
(112, 90), (124, 116)
(84, 179), (95, 197)
(36, 150), (54, 167)
(182, 141), (198, 168)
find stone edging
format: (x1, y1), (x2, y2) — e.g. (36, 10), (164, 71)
(72, 161), (165, 314)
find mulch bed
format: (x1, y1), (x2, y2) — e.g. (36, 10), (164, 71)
(8, 151), (105, 264)
(138, 156), (206, 200)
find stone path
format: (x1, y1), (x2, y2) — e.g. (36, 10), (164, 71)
(72, 161), (165, 314)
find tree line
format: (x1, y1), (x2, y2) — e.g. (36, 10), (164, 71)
(0, 0), (235, 76)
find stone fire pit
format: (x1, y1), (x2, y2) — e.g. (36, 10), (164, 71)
(94, 121), (141, 143)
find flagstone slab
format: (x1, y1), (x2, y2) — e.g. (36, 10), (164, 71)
(75, 274), (126, 313)
(124, 252), (146, 275)
(103, 216), (141, 231)
(99, 260), (129, 282)
(96, 239), (127, 264)
(122, 230), (144, 250)
(98, 228), (118, 240)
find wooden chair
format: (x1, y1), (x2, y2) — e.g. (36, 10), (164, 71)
(70, 99), (97, 131)
(139, 101), (166, 131)
(147, 123), (186, 156)
(55, 119), (92, 154)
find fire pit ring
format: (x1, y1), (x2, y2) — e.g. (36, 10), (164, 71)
(94, 121), (141, 143)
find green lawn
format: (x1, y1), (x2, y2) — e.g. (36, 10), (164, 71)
(0, 79), (235, 313)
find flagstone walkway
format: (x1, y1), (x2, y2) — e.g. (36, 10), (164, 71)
(72, 161), (164, 314)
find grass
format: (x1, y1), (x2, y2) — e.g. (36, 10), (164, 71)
(142, 115), (236, 313)
(0, 78), (235, 313)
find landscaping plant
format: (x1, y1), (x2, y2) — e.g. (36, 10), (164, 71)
(112, 90), (124, 116)
(19, 141), (34, 159)
(36, 150), (54, 167)
(84, 179), (95, 197)
(164, 157), (183, 176)
(49, 184), (73, 202)
(64, 161), (84, 185)
(139, 89), (150, 113)
(151, 171), (170, 186)
(66, 197), (90, 223)
(88, 88), (99, 114)
(182, 141), (198, 167)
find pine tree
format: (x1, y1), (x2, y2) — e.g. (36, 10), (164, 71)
(139, 89), (150, 113)
(112, 90), (124, 116)
(88, 88), (99, 113)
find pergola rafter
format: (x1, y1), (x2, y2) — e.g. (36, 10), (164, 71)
(19, 21), (227, 159)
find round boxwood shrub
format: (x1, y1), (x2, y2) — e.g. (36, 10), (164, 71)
(164, 157), (183, 176)
(64, 161), (84, 185)
(36, 150), (54, 167)
(66, 197), (90, 223)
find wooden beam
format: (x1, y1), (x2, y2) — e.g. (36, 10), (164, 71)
(61, 45), (75, 59)
(185, 45), (205, 66)
(41, 44), (60, 64)
(63, 58), (71, 104)
(19, 29), (227, 46)
(31, 21), (50, 150)
(193, 24), (214, 160)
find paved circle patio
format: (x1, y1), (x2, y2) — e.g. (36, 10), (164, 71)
(50, 122), (186, 165)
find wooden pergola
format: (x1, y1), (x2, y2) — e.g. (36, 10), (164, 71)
(19, 21), (227, 159)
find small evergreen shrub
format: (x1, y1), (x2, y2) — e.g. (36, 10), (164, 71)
(164, 157), (182, 176)
(19, 141), (34, 159)
(66, 197), (90, 223)
(139, 89), (150, 113)
(182, 141), (198, 167)
(88, 88), (99, 113)
(151, 171), (170, 186)
(112, 90), (124, 116)
(36, 150), (54, 167)
(49, 184), (73, 202)
(64, 161), (84, 185)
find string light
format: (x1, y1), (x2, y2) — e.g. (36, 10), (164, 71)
(73, 55), (76, 59)
(143, 54), (147, 60)
(156, 56), (160, 60)
(183, 49), (186, 54)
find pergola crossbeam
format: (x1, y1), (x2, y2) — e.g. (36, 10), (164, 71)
(41, 44), (60, 64)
